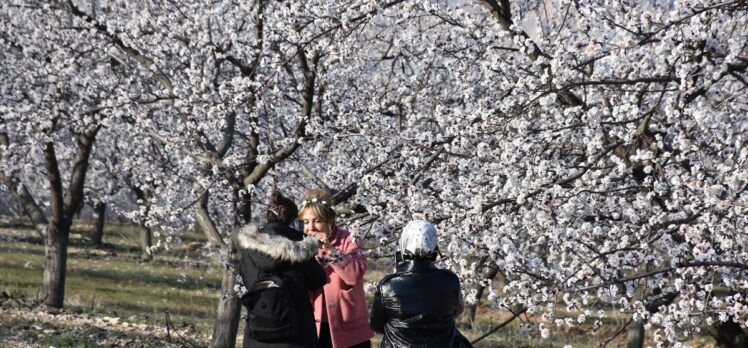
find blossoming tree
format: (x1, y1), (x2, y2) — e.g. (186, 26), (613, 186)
(303, 0), (747, 345)
(2, 0), (746, 347)
(0, 0), (138, 310)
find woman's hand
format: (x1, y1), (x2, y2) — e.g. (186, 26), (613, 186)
(316, 253), (333, 267)
(310, 231), (329, 250)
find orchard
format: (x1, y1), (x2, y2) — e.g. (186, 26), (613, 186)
(1, 0), (746, 347)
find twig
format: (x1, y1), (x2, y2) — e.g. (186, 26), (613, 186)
(164, 311), (171, 343)
(470, 306), (527, 345)
(597, 317), (632, 347)
(164, 310), (198, 347)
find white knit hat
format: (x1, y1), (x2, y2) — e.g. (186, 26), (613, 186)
(400, 220), (438, 258)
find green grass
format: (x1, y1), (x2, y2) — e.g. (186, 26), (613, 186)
(38, 333), (100, 348)
(0, 220), (222, 342)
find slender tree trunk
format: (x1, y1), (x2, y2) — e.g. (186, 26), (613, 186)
(141, 225), (153, 260)
(463, 259), (499, 328)
(131, 184), (154, 259)
(627, 320), (645, 348)
(464, 285), (484, 328)
(91, 202), (106, 246)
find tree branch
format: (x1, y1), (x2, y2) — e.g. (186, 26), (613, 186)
(571, 261), (748, 292)
(62, 0), (174, 95)
(194, 187), (227, 249)
(43, 142), (65, 226)
(0, 133), (48, 232)
(470, 306), (527, 345)
(63, 127), (99, 221)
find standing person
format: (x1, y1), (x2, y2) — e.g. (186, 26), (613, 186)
(369, 220), (472, 348)
(238, 190), (328, 348)
(299, 189), (374, 348)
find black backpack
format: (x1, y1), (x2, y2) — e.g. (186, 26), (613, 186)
(241, 271), (299, 341)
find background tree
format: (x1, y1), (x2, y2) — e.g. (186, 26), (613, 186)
(0, 0), (139, 310)
(297, 0), (748, 345)
(30, 1), (403, 346)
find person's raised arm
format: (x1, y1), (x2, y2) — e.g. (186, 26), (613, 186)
(302, 258), (327, 290)
(455, 288), (465, 317)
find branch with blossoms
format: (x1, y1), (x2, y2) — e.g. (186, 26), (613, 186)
(568, 261), (748, 293)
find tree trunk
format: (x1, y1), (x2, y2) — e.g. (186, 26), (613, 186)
(209, 235), (242, 348)
(627, 320), (645, 348)
(91, 202), (106, 246)
(40, 142), (68, 309)
(40, 222), (70, 309)
(1, 176), (48, 238)
(195, 189), (242, 348)
(464, 284), (485, 328)
(131, 184), (154, 259)
(39, 129), (98, 310)
(463, 259), (499, 328)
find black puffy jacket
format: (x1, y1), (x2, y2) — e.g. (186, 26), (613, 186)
(369, 259), (472, 348)
(238, 222), (328, 348)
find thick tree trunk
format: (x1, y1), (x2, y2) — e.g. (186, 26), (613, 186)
(91, 202), (106, 246)
(39, 129), (98, 310)
(209, 240), (242, 348)
(195, 189), (242, 348)
(40, 221), (70, 309)
(627, 320), (645, 348)
(40, 142), (67, 309)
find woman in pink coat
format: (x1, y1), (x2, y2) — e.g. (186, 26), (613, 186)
(298, 189), (374, 348)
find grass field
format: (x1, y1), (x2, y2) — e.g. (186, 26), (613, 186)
(0, 219), (720, 347)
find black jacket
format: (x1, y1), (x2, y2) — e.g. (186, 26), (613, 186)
(238, 222), (328, 348)
(370, 259), (471, 348)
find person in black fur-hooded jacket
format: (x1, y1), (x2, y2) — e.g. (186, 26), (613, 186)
(238, 191), (328, 348)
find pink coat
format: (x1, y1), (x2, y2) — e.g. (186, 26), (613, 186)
(309, 226), (374, 348)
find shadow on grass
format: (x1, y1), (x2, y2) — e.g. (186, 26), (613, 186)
(70, 266), (219, 292)
(99, 298), (216, 319)
(0, 234), (44, 245)
(1, 230), (142, 256)
(0, 258), (218, 294)
(0, 279), (40, 290)
(0, 244), (45, 257)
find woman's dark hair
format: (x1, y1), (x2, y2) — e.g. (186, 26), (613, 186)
(266, 190), (298, 225)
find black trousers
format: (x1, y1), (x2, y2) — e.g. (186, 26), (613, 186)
(317, 322), (371, 348)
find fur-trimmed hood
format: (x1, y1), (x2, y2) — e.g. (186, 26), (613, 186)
(237, 223), (320, 263)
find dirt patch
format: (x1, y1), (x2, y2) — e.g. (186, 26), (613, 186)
(0, 296), (207, 348)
